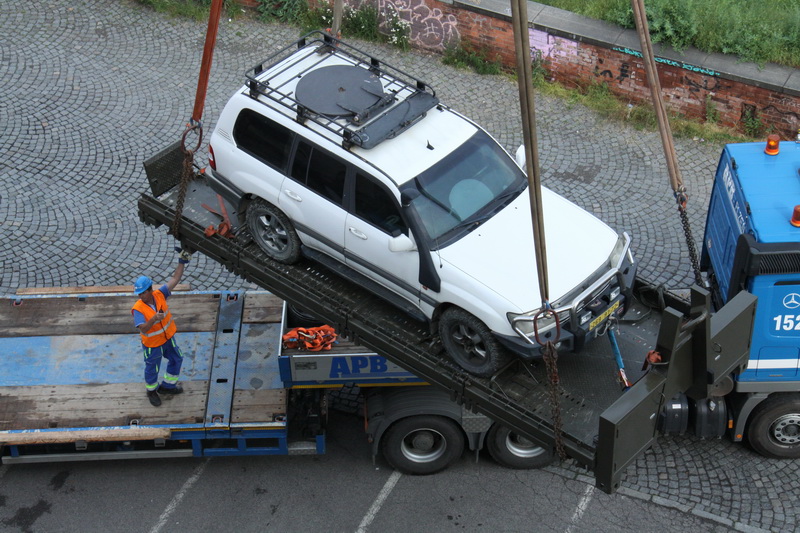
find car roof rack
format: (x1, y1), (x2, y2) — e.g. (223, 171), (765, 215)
(245, 30), (439, 150)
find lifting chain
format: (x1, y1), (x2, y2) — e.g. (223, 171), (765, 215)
(170, 124), (203, 239)
(541, 341), (566, 460)
(630, 0), (705, 290)
(171, 0), (222, 238)
(675, 187), (705, 287)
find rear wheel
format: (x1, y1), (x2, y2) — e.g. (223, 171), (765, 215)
(747, 395), (800, 458)
(486, 424), (554, 469)
(246, 198), (301, 263)
(381, 415), (464, 475)
(439, 307), (509, 377)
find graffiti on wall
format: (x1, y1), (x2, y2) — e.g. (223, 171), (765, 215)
(593, 58), (632, 82)
(683, 75), (728, 94)
(379, 0), (459, 49)
(528, 28), (578, 61)
(611, 46), (719, 76)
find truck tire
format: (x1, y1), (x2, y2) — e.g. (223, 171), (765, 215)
(486, 424), (554, 469)
(439, 307), (509, 377)
(381, 415), (464, 475)
(246, 198), (301, 264)
(747, 395), (800, 459)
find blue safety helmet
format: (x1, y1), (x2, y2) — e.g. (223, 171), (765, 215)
(134, 275), (153, 295)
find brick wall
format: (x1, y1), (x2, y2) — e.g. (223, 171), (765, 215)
(542, 39), (800, 138)
(282, 0), (800, 138)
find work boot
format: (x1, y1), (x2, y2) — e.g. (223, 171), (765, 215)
(158, 383), (184, 396)
(147, 390), (162, 407)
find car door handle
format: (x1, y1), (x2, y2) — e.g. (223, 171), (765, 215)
(284, 190), (302, 202)
(349, 227), (367, 240)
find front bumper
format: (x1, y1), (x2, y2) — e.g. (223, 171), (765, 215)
(502, 233), (637, 359)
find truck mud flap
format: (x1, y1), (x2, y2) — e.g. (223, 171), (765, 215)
(595, 288), (756, 492)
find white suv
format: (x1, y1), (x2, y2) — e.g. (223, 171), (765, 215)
(206, 32), (636, 377)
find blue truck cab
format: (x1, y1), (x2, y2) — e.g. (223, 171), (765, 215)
(700, 136), (800, 458)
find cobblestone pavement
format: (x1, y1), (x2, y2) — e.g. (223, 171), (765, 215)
(0, 0), (794, 531)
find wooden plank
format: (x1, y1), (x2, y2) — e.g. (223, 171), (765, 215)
(0, 382), (209, 430)
(16, 284), (192, 295)
(243, 293), (283, 323)
(230, 389), (286, 424)
(0, 293), (221, 337)
(1, 427), (172, 445)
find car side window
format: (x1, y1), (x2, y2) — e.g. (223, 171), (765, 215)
(355, 173), (407, 236)
(291, 141), (346, 205)
(232, 109), (294, 170)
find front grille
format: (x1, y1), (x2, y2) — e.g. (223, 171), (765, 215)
(575, 279), (612, 313)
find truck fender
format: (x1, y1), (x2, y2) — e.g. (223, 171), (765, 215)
(365, 387), (491, 457)
(728, 392), (769, 442)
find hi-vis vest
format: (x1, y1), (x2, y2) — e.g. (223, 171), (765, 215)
(132, 290), (177, 347)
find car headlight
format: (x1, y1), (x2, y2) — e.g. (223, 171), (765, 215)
(608, 234), (628, 269)
(507, 311), (559, 338)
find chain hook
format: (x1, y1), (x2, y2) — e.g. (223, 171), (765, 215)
(533, 304), (561, 346)
(180, 121), (203, 155)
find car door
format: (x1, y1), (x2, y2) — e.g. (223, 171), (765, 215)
(344, 172), (421, 307)
(279, 140), (348, 262)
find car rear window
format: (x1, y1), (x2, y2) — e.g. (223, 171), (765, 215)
(233, 109), (294, 170)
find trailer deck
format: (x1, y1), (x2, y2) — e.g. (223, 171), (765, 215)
(0, 291), (301, 458)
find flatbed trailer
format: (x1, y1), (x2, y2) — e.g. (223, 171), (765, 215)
(0, 290), (332, 462)
(134, 150), (755, 492)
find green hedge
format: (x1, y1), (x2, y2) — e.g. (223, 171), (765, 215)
(539, 0), (800, 68)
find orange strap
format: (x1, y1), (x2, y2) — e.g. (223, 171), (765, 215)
(283, 325), (338, 351)
(642, 350), (663, 371)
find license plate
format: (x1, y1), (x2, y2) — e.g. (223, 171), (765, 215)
(589, 300), (621, 330)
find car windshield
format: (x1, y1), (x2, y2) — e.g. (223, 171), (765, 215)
(402, 129), (526, 246)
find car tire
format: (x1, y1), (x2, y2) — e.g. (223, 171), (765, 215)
(486, 424), (554, 469)
(246, 198), (301, 264)
(439, 307), (509, 377)
(747, 394), (800, 459)
(381, 415), (465, 475)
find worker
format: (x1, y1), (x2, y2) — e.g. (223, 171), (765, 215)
(131, 248), (192, 407)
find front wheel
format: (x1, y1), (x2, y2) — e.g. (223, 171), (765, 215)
(381, 415), (465, 475)
(486, 424), (554, 469)
(439, 307), (509, 377)
(747, 395), (800, 458)
(246, 198), (301, 264)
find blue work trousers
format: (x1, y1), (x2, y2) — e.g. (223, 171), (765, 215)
(143, 337), (184, 391)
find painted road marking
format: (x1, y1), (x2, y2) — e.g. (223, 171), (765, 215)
(356, 470), (402, 533)
(565, 483), (594, 533)
(149, 458), (210, 533)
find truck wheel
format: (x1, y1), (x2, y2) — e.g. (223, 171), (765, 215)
(381, 415), (464, 475)
(486, 424), (554, 469)
(439, 307), (509, 377)
(246, 198), (301, 263)
(747, 395), (800, 458)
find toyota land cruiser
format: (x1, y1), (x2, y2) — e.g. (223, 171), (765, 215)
(205, 31), (636, 377)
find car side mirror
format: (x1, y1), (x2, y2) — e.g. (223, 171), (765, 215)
(400, 189), (420, 207)
(515, 144), (526, 168)
(388, 233), (416, 252)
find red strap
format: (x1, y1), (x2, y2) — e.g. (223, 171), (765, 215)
(283, 326), (338, 351)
